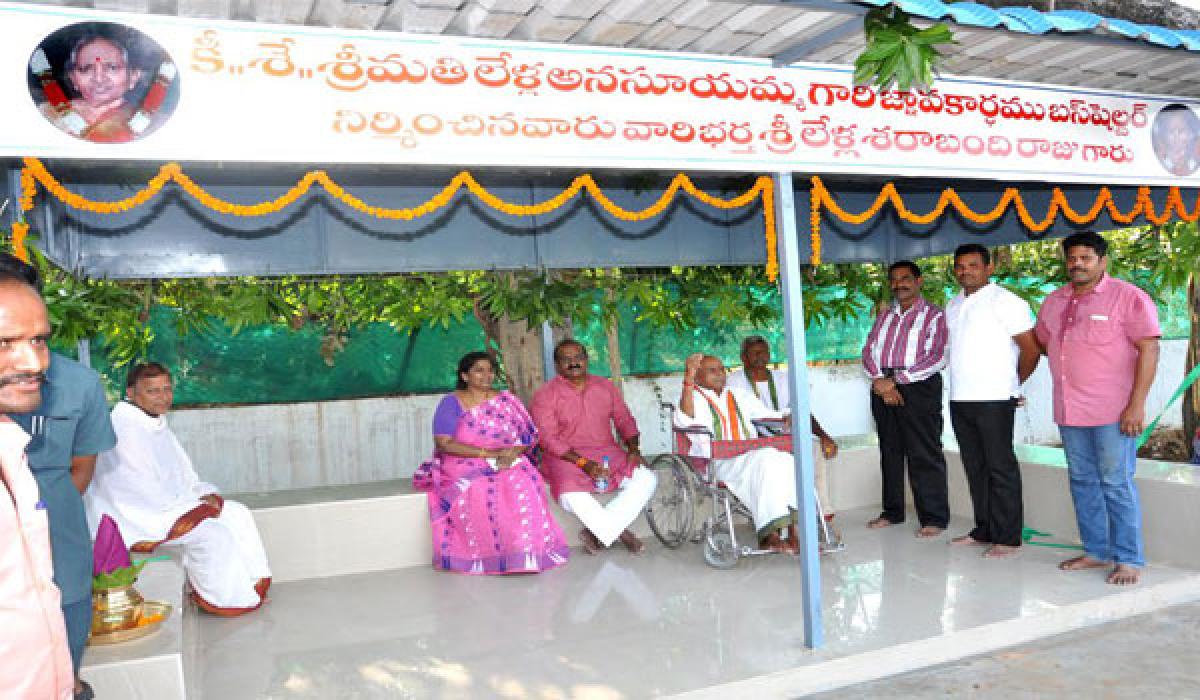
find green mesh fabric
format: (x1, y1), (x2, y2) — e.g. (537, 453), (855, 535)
(83, 288), (1190, 407)
(89, 308), (485, 405)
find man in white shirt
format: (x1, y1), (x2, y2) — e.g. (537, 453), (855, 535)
(945, 244), (1041, 558)
(87, 362), (271, 615)
(726, 335), (839, 521)
(676, 353), (799, 552)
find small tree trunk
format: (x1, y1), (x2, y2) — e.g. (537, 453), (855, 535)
(491, 315), (544, 405)
(471, 278), (546, 406)
(1185, 276), (1200, 458)
(605, 289), (623, 393)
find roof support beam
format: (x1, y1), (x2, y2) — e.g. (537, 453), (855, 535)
(772, 14), (862, 66)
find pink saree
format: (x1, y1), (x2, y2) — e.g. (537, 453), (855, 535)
(414, 391), (569, 575)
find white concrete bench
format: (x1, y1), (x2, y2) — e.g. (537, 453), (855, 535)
(233, 437), (1200, 583)
(234, 442), (884, 582)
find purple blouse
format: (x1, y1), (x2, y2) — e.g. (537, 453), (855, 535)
(432, 394), (465, 437)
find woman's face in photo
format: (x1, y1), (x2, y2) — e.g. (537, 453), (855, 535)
(69, 37), (139, 107)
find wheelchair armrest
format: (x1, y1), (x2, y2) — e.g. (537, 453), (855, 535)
(752, 418), (789, 437)
(673, 425), (715, 437)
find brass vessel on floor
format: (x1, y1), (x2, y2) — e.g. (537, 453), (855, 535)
(91, 584), (145, 636)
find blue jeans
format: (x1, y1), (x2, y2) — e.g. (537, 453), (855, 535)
(1058, 423), (1144, 567)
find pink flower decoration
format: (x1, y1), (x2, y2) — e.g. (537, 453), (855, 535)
(93, 514), (132, 576)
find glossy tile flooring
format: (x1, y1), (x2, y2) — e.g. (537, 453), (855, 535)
(187, 508), (1193, 699)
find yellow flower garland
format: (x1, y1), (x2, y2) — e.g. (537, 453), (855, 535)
(808, 176), (1200, 265)
(14, 158), (779, 279)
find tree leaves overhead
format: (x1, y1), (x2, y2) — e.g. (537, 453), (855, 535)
(10, 219), (1188, 372)
(854, 7), (954, 92)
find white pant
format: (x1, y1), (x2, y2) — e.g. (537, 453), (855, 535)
(560, 466), (658, 547)
(174, 501), (271, 609)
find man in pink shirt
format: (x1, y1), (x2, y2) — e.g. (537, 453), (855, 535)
(0, 272), (74, 700)
(1035, 231), (1160, 586)
(531, 340), (656, 555)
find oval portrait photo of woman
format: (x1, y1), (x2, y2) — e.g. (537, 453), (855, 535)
(28, 21), (180, 144)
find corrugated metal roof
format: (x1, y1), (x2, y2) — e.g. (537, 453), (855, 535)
(862, 0), (1200, 50)
(8, 0), (1200, 97)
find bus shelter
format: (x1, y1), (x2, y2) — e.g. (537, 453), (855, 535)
(6, 0), (1200, 652)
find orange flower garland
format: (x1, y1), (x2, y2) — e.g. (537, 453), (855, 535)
(808, 176), (1200, 265)
(13, 158), (778, 278)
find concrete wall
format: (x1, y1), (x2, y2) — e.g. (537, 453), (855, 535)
(172, 339), (1189, 494)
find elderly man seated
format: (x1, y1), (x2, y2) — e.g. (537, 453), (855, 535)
(676, 353), (803, 553)
(86, 363), (271, 616)
(726, 334), (840, 524)
(531, 339), (657, 555)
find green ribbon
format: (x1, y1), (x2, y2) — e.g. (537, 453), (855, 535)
(1137, 362), (1200, 448)
(1021, 527), (1084, 550)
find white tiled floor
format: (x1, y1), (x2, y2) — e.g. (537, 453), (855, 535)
(186, 508), (1197, 699)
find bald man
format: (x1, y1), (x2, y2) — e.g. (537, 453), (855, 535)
(0, 274), (74, 699)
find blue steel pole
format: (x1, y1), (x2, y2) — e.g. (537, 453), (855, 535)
(774, 172), (823, 648)
(541, 320), (557, 382)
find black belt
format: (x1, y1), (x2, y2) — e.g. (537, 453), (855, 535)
(882, 368), (905, 378)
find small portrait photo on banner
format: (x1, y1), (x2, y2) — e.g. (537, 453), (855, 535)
(1151, 103), (1200, 177)
(27, 21), (180, 144)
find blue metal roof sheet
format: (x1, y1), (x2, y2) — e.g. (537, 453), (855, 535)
(859, 0), (1200, 52)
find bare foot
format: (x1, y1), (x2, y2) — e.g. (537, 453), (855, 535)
(983, 544), (1020, 559)
(1058, 555), (1110, 571)
(916, 526), (944, 539)
(618, 529), (646, 556)
(579, 529), (602, 555)
(867, 517), (897, 529)
(1107, 564), (1141, 585)
(760, 532), (790, 553)
(784, 524), (801, 554)
(950, 534), (988, 546)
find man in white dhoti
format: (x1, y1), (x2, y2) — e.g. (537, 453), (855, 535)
(726, 334), (840, 523)
(86, 362), (271, 616)
(676, 353), (799, 553)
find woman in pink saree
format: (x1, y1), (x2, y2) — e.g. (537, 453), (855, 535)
(414, 352), (569, 575)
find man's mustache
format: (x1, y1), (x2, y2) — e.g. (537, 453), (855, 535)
(566, 363), (583, 370)
(0, 371), (45, 388)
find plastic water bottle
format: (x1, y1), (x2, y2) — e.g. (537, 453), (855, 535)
(594, 456), (610, 492)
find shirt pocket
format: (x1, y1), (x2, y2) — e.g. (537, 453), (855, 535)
(40, 414), (81, 466)
(1081, 317), (1117, 345)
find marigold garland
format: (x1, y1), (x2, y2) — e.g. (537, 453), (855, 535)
(13, 157), (779, 279)
(808, 176), (1200, 265)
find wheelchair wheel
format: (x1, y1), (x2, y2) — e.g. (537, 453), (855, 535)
(702, 521), (739, 569)
(645, 454), (695, 548)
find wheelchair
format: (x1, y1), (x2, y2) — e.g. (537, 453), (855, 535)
(644, 402), (844, 568)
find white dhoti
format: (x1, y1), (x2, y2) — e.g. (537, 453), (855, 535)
(560, 466), (657, 546)
(711, 446), (798, 535)
(170, 501), (272, 611)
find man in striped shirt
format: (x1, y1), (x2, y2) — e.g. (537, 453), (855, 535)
(861, 261), (950, 538)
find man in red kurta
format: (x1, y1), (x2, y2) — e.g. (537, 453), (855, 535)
(531, 340), (656, 554)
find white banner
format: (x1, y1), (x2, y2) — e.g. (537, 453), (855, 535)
(4, 2), (1200, 185)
